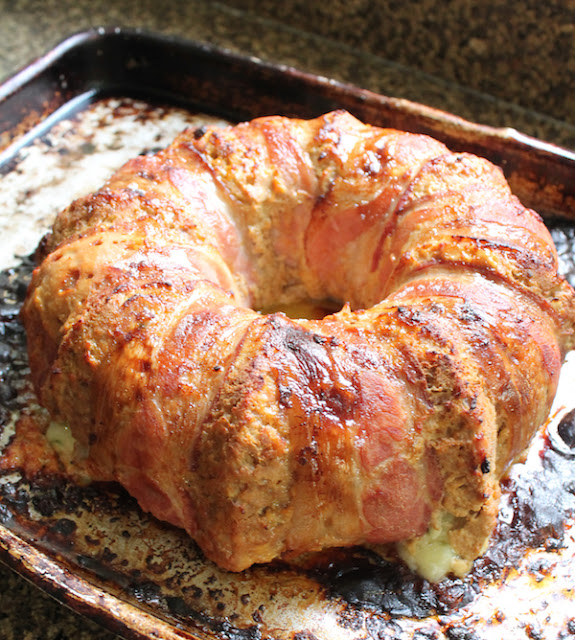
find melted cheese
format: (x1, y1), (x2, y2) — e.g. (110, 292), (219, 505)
(46, 421), (76, 463)
(397, 514), (471, 583)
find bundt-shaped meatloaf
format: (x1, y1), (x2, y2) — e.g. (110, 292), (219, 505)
(22, 110), (575, 577)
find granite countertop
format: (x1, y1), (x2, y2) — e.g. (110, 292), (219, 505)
(1, 1), (574, 638)
(3, 0), (575, 149)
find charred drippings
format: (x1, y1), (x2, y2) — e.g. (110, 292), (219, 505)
(46, 516), (77, 546)
(412, 631), (441, 640)
(309, 549), (478, 619)
(551, 223), (575, 286)
(319, 555), (438, 617)
(31, 482), (84, 518)
(151, 589), (264, 640)
(493, 441), (575, 555)
(0, 255), (34, 415)
(0, 472), (136, 527)
(557, 409), (575, 451)
(292, 632), (321, 640)
(443, 626), (481, 640)
(0, 481), (31, 517)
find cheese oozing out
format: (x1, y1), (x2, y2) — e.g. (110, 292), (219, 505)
(396, 513), (472, 582)
(46, 421), (76, 463)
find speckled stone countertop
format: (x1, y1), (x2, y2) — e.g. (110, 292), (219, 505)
(1, 1), (575, 638)
(3, 0), (575, 149)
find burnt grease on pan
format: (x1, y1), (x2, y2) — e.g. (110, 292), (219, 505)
(0, 256), (33, 428)
(1, 225), (575, 639)
(551, 225), (575, 284)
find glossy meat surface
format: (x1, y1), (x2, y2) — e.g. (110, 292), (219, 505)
(22, 110), (575, 573)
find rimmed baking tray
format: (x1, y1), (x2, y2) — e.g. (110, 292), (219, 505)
(3, 27), (575, 220)
(1, 27), (575, 640)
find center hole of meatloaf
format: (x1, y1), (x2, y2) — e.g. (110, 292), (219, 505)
(260, 299), (342, 320)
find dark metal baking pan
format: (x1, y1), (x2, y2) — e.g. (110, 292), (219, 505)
(2, 27), (575, 220)
(1, 27), (575, 640)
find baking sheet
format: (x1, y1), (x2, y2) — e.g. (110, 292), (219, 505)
(1, 28), (575, 640)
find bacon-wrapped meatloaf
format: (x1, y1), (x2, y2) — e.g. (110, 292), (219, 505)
(22, 110), (575, 577)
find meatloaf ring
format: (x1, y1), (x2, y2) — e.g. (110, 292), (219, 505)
(22, 110), (575, 578)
